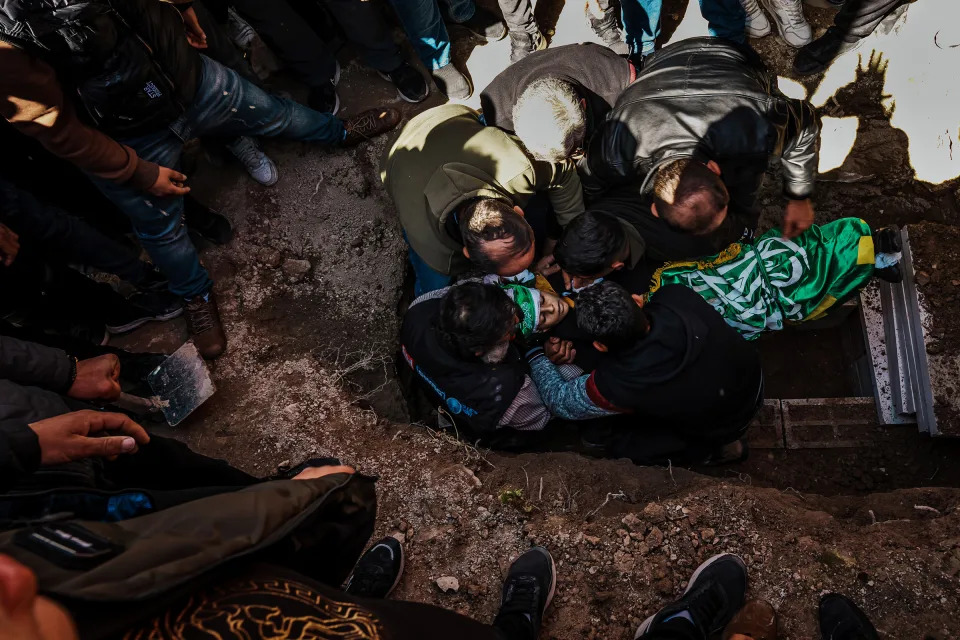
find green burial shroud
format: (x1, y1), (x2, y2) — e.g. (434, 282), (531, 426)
(648, 218), (877, 340)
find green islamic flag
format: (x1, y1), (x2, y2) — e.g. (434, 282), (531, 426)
(648, 218), (877, 340)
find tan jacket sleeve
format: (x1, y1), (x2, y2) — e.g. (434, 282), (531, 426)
(532, 158), (585, 227)
(0, 41), (160, 191)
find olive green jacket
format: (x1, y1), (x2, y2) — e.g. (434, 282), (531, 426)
(381, 104), (584, 276)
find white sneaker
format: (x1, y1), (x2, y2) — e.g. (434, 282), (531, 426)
(740, 0), (772, 37)
(225, 136), (279, 186)
(760, 0), (812, 47)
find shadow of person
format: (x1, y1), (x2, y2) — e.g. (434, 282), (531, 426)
(813, 50), (960, 229)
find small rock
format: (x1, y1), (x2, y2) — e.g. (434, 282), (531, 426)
(583, 534), (602, 545)
(646, 526), (664, 548)
(622, 513), (643, 531)
(258, 248), (282, 269)
(276, 459), (291, 472)
(700, 528), (716, 541)
(643, 503), (667, 523)
(654, 578), (674, 594)
(436, 576), (460, 593)
(916, 270), (931, 286)
(282, 258), (312, 281)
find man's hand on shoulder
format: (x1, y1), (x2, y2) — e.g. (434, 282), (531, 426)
(28, 411), (150, 466)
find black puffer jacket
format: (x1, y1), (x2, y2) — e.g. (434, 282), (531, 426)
(580, 37), (819, 230)
(0, 0), (201, 137)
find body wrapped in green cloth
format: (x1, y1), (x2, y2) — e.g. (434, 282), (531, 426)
(648, 218), (877, 339)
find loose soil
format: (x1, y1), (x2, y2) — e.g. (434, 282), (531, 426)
(114, 1), (960, 637)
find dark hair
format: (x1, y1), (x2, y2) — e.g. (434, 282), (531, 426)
(439, 282), (519, 360)
(651, 159), (729, 235)
(459, 199), (533, 273)
(576, 280), (649, 351)
(554, 211), (627, 277)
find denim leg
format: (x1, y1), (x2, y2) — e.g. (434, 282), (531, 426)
(388, 0), (456, 70)
(620, 0), (662, 55)
(324, 0), (403, 72)
(87, 133), (212, 299)
(404, 234), (452, 296)
(188, 56), (345, 143)
(444, 0), (477, 22)
(698, 0), (746, 43)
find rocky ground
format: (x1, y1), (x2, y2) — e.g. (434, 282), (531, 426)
(116, 0), (960, 637)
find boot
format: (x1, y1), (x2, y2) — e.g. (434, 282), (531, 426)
(509, 30), (547, 64)
(586, 6), (630, 55)
(185, 290), (227, 359)
(342, 108), (402, 147)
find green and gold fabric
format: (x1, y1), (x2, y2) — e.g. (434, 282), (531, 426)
(648, 218), (876, 339)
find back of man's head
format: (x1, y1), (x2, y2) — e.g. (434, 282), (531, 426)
(576, 281), (650, 351)
(512, 77), (587, 163)
(439, 282), (519, 360)
(652, 159), (729, 235)
(459, 199), (534, 276)
(554, 211), (627, 277)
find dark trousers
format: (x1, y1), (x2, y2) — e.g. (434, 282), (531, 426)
(230, 0), (403, 85)
(834, 0), (904, 41)
(0, 180), (150, 286)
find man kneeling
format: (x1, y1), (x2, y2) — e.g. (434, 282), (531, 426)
(526, 281), (764, 465)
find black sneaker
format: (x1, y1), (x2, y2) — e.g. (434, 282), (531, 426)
(635, 554), (747, 639)
(875, 264), (902, 283)
(105, 291), (184, 333)
(184, 198), (233, 246)
(819, 594), (879, 640)
(432, 63), (473, 99)
(492, 547), (556, 639)
(454, 6), (507, 40)
(344, 537), (405, 599)
(378, 61), (429, 103)
(135, 267), (170, 293)
(509, 30), (547, 64)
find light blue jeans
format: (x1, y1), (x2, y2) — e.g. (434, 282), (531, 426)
(619, 0), (747, 55)
(388, 0), (476, 70)
(91, 55), (345, 298)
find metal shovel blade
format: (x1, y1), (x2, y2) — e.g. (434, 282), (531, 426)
(146, 342), (216, 426)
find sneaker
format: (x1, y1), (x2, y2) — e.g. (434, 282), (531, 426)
(226, 7), (258, 51)
(803, 0), (843, 7)
(225, 136), (278, 186)
(455, 6), (507, 40)
(819, 594), (879, 640)
(105, 290), (184, 333)
(635, 554), (747, 639)
(432, 63), (473, 99)
(792, 26), (859, 75)
(185, 291), (227, 360)
(872, 226), (902, 254)
(184, 198), (233, 246)
(135, 267), (169, 292)
(342, 108), (402, 147)
(492, 547), (556, 639)
(510, 29), (547, 64)
(587, 5), (630, 56)
(758, 0), (812, 47)
(344, 537), (405, 599)
(740, 0), (772, 37)
(378, 61), (429, 103)
(722, 599), (778, 640)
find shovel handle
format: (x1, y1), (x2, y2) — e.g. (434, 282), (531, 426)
(113, 392), (160, 415)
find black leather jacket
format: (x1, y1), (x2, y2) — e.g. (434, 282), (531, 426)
(580, 37), (819, 230)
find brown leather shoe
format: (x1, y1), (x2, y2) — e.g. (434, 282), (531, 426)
(185, 291), (227, 360)
(342, 108), (401, 146)
(722, 599), (778, 640)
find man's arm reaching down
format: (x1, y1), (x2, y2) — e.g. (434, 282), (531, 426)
(779, 97), (819, 201)
(526, 350), (618, 420)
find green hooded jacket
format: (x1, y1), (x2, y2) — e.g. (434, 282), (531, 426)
(381, 104), (585, 276)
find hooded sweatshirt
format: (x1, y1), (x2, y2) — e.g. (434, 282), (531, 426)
(380, 104), (584, 276)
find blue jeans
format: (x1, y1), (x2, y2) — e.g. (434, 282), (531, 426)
(404, 233), (452, 297)
(91, 55), (345, 298)
(621, 0), (746, 55)
(388, 0), (476, 70)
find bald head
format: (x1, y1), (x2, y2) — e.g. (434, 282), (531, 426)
(651, 159), (730, 235)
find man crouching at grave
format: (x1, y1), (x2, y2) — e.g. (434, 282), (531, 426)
(525, 281), (764, 465)
(400, 280), (575, 437)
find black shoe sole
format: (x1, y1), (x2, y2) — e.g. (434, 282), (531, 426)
(376, 71), (429, 103)
(106, 307), (184, 334)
